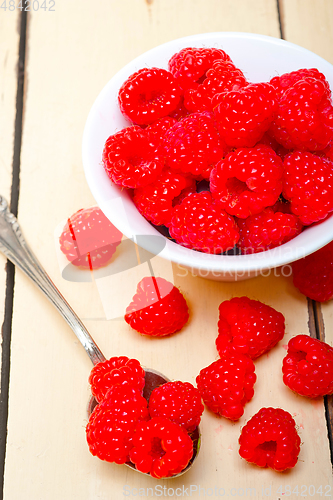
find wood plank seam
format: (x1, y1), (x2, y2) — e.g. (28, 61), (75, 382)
(276, 0), (285, 39)
(0, 10), (28, 500)
(313, 301), (333, 467)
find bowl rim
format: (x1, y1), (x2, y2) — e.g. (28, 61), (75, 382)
(82, 31), (333, 274)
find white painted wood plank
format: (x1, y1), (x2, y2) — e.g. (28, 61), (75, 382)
(280, 0), (333, 64)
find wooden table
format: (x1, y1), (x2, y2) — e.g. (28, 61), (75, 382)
(0, 1), (333, 498)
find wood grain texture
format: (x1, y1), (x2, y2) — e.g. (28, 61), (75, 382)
(279, 0), (333, 63)
(2, 1), (333, 499)
(0, 13), (20, 359)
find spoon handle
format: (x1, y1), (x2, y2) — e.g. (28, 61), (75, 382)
(0, 196), (106, 366)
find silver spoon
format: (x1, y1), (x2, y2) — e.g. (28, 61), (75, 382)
(0, 195), (200, 477)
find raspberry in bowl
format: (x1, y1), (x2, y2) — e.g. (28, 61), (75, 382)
(82, 32), (333, 281)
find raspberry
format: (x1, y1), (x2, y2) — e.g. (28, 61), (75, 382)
(196, 353), (256, 420)
(321, 141), (333, 161)
(163, 112), (225, 179)
(168, 47), (231, 91)
(102, 126), (164, 189)
(86, 385), (149, 464)
(146, 116), (177, 142)
(169, 191), (240, 254)
(216, 297), (285, 360)
(282, 335), (333, 398)
(133, 169), (196, 226)
(238, 407), (301, 471)
(213, 82), (277, 147)
(292, 241), (333, 302)
(269, 77), (333, 150)
(118, 68), (182, 125)
(270, 68), (331, 99)
(124, 277), (189, 337)
(237, 208), (303, 253)
(59, 207), (122, 270)
(210, 145), (283, 218)
(185, 60), (248, 112)
(129, 417), (193, 478)
(88, 356), (145, 403)
(283, 151), (333, 225)
(169, 95), (190, 121)
(149, 381), (204, 432)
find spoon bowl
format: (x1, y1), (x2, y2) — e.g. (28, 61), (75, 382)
(0, 195), (200, 477)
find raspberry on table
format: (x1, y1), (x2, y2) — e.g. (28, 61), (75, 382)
(292, 241), (333, 302)
(118, 67), (182, 125)
(238, 407), (301, 471)
(269, 77), (333, 151)
(163, 111), (225, 179)
(210, 145), (283, 219)
(129, 417), (193, 478)
(169, 191), (240, 254)
(282, 151), (333, 225)
(196, 353), (256, 420)
(59, 207), (122, 270)
(282, 334), (333, 398)
(184, 60), (248, 112)
(270, 68), (331, 99)
(149, 381), (204, 433)
(212, 82), (277, 147)
(216, 297), (285, 360)
(237, 208), (303, 253)
(86, 385), (149, 464)
(168, 47), (232, 91)
(102, 126), (164, 189)
(88, 356), (145, 403)
(133, 169), (196, 227)
(124, 277), (189, 337)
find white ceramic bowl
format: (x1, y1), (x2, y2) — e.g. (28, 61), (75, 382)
(82, 32), (333, 281)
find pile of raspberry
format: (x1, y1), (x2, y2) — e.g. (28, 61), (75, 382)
(86, 356), (203, 478)
(102, 47), (333, 254)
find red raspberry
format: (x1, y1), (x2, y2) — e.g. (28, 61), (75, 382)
(118, 68), (182, 125)
(133, 169), (196, 226)
(269, 77), (333, 151)
(169, 95), (190, 121)
(129, 417), (193, 478)
(216, 297), (285, 360)
(321, 141), (333, 161)
(86, 385), (149, 464)
(146, 116), (177, 142)
(185, 60), (248, 112)
(210, 145), (283, 218)
(169, 191), (240, 254)
(283, 151), (333, 225)
(88, 356), (145, 403)
(196, 353), (256, 420)
(59, 207), (122, 270)
(102, 126), (164, 189)
(168, 47), (231, 91)
(237, 208), (303, 253)
(149, 381), (204, 432)
(282, 335), (333, 398)
(292, 241), (333, 302)
(124, 277), (189, 337)
(270, 68), (331, 99)
(163, 112), (225, 179)
(213, 82), (277, 147)
(238, 407), (301, 471)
